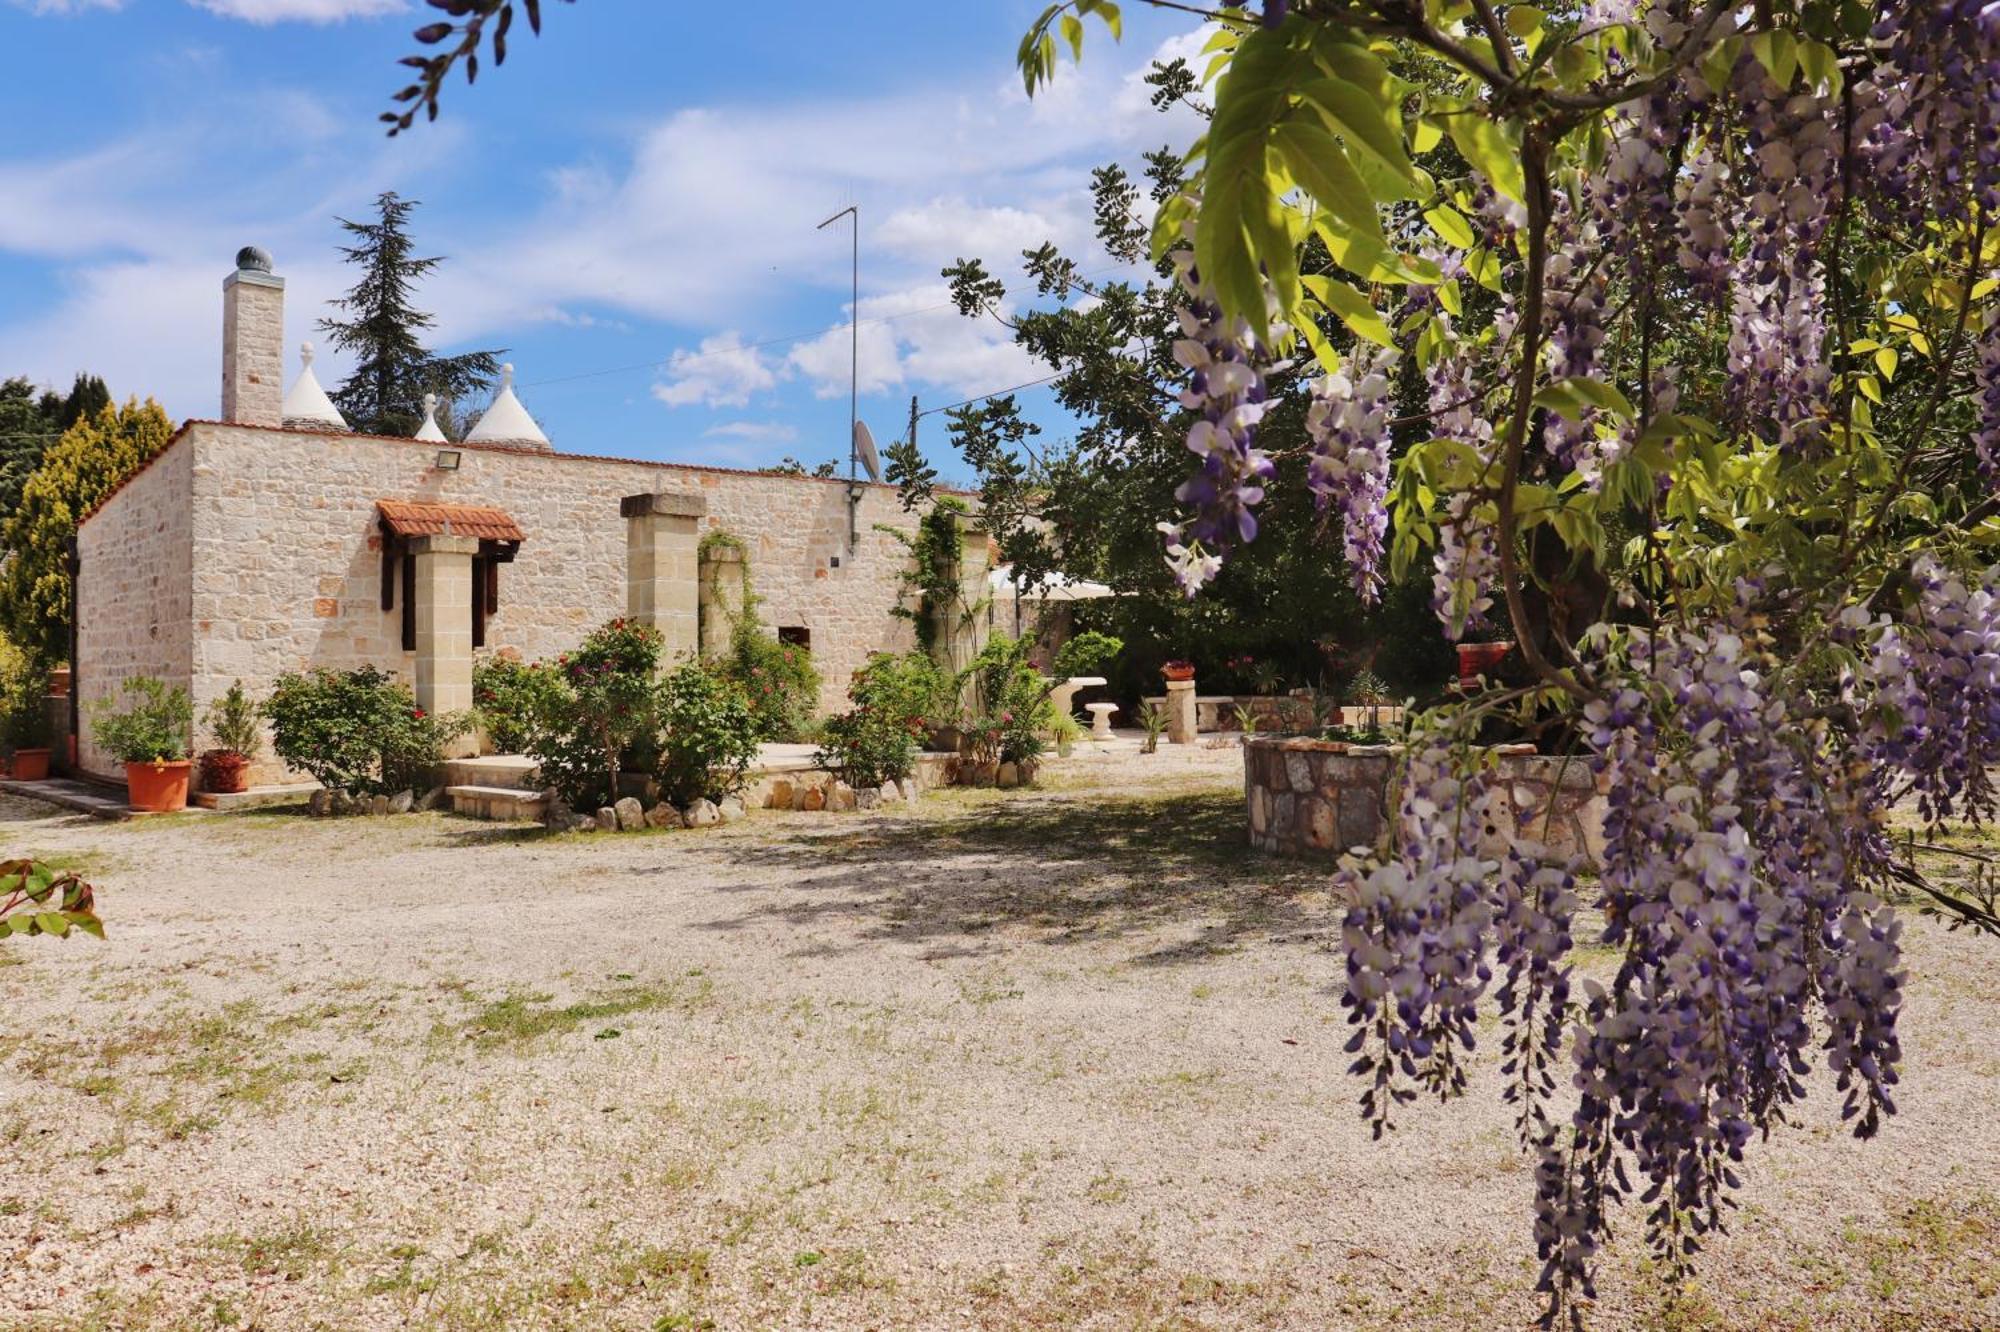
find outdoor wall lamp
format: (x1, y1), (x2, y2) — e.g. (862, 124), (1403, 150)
(434, 449), (462, 471)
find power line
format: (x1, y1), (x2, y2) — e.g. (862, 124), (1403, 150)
(918, 373), (1064, 419)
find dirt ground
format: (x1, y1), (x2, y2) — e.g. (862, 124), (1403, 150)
(2, 745), (1996, 1331)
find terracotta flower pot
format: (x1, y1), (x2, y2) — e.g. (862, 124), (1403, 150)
(1456, 641), (1512, 682)
(199, 750), (250, 794)
(10, 748), (51, 781)
(1162, 661), (1196, 682)
(126, 759), (192, 813)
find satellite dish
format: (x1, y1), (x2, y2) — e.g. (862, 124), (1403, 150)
(853, 419), (882, 483)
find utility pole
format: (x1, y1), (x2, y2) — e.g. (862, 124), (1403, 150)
(816, 204), (860, 553)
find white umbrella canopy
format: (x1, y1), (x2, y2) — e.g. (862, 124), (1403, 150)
(988, 564), (1116, 603)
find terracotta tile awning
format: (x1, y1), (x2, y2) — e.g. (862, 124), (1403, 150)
(376, 500), (525, 543)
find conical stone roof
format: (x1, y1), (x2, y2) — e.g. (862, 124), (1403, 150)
(465, 364), (549, 449)
(281, 342), (348, 432)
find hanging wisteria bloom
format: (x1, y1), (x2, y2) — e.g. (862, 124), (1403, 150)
(1976, 312), (2000, 481)
(1305, 345), (1398, 604)
(1425, 334), (1499, 639)
(1163, 246), (1279, 597)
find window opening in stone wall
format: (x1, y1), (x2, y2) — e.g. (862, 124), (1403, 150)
(778, 626), (811, 649)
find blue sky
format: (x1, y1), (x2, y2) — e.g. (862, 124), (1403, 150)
(0, 0), (1205, 480)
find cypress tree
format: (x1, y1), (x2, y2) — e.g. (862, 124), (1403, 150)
(0, 373), (110, 523)
(0, 398), (175, 666)
(317, 192), (502, 437)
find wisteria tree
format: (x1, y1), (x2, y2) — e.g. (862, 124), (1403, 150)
(1020, 0), (2000, 1324)
(382, 0), (2000, 1322)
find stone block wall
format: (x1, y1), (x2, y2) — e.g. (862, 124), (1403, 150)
(74, 443), (195, 780)
(83, 422), (941, 784)
(1244, 737), (1608, 864)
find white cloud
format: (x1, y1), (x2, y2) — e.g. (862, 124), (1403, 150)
(188, 0), (406, 22)
(785, 283), (1041, 403)
(650, 333), (782, 409)
(703, 421), (798, 444)
(0, 21), (1202, 422)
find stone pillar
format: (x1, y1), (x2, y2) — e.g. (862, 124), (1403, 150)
(221, 249), (284, 428)
(697, 539), (747, 660)
(1166, 679), (1197, 745)
(410, 534), (480, 758)
(622, 491), (706, 664)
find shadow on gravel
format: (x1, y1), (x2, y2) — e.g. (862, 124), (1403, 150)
(671, 790), (1333, 966)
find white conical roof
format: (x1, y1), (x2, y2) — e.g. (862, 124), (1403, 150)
(414, 393), (447, 443)
(282, 342), (348, 432)
(465, 364), (549, 448)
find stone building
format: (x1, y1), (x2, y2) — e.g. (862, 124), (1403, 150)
(73, 248), (988, 785)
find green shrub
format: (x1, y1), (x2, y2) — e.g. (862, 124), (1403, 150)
(1053, 630), (1123, 680)
(962, 635), (1053, 767)
(522, 618), (663, 809)
(90, 676), (194, 764)
(263, 667), (467, 796)
(0, 655), (50, 752)
(653, 661), (760, 806)
(716, 622), (820, 742)
(814, 652), (942, 788)
(473, 656), (564, 754)
(202, 680), (261, 758)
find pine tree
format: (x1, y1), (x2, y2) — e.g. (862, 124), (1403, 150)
(0, 373), (110, 523)
(0, 398), (175, 666)
(317, 192), (502, 437)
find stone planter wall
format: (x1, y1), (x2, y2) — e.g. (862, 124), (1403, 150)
(1142, 694), (1408, 735)
(1244, 736), (1609, 864)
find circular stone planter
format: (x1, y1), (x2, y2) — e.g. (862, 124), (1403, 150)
(126, 759), (192, 813)
(1243, 735), (1607, 863)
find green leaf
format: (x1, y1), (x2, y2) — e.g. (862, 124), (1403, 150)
(1273, 118), (1384, 243)
(1297, 77), (1417, 199)
(1304, 275), (1395, 348)
(1751, 30), (1798, 88)
(1441, 109), (1526, 203)
(1463, 246), (1502, 292)
(1313, 217), (1429, 286)
(1536, 377), (1634, 422)
(1505, 5), (1543, 38)
(1059, 13), (1084, 60)
(35, 911), (67, 938)
(1797, 36), (1841, 93)
(1193, 26), (1301, 342)
(1424, 205), (1475, 250)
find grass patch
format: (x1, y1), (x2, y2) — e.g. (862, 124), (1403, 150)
(445, 973), (713, 1049)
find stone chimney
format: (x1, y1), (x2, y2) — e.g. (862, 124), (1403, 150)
(221, 246), (284, 427)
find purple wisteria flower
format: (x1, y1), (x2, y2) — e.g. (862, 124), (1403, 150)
(1162, 246), (1280, 597)
(1306, 346), (1399, 604)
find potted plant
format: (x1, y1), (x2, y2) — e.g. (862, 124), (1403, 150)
(1049, 711), (1083, 758)
(1455, 639), (1512, 683)
(91, 676), (194, 813)
(1161, 659), (1196, 683)
(2, 663), (53, 781)
(198, 679), (261, 794)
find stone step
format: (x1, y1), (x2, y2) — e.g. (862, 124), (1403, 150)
(448, 784), (548, 822)
(444, 755), (542, 792)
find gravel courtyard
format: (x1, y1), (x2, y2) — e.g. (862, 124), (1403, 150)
(3, 747), (1997, 1331)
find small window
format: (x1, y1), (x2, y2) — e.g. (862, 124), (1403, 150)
(778, 626), (811, 649)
